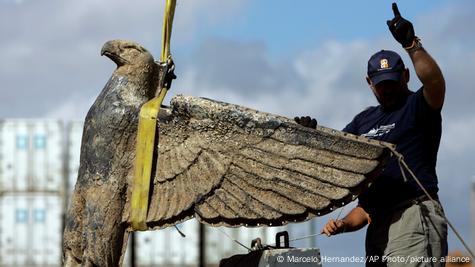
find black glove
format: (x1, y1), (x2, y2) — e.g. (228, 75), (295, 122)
(386, 3), (416, 48)
(294, 116), (317, 129)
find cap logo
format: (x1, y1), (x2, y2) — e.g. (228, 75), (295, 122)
(380, 59), (390, 69)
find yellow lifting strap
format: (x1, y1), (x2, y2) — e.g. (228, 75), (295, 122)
(130, 0), (177, 231)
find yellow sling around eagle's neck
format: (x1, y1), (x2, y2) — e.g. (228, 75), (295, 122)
(130, 0), (176, 231)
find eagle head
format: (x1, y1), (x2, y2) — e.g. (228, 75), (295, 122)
(100, 40), (159, 101)
(101, 40), (155, 69)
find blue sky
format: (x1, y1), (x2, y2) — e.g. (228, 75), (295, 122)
(0, 0), (474, 265)
(204, 0), (451, 56)
(168, 0), (454, 58)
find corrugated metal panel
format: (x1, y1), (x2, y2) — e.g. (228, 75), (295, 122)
(66, 122), (83, 195)
(0, 193), (62, 266)
(0, 120), (64, 193)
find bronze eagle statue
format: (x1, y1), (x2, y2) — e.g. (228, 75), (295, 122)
(63, 40), (391, 266)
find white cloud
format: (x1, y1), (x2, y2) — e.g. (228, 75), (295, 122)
(440, 115), (475, 156)
(0, 0), (250, 118)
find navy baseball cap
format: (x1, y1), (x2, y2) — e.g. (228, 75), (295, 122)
(367, 50), (405, 85)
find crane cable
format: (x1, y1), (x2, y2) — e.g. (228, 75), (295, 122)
(130, 0), (176, 231)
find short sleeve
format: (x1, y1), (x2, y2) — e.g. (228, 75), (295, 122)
(342, 119), (358, 134)
(357, 195), (368, 211)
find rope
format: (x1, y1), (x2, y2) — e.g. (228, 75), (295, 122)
(216, 228), (252, 252)
(288, 232), (324, 243)
(267, 232), (325, 247)
(267, 207), (345, 247)
(382, 143), (475, 260)
(335, 205), (345, 221)
(174, 225), (186, 238)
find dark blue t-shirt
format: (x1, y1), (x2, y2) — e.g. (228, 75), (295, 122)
(343, 88), (442, 215)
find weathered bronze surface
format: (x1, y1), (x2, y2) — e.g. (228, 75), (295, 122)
(63, 40), (161, 267)
(63, 40), (392, 267)
(123, 95), (391, 231)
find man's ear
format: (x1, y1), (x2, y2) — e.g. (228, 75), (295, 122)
(366, 76), (374, 90)
(366, 76), (372, 86)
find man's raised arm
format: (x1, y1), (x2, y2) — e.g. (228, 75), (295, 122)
(387, 3), (445, 109)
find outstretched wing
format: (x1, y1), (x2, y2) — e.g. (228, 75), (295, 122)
(141, 95), (391, 229)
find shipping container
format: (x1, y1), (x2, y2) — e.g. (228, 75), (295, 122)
(0, 119), (291, 267)
(134, 219), (199, 266)
(0, 193), (63, 267)
(130, 219), (286, 266)
(0, 120), (64, 193)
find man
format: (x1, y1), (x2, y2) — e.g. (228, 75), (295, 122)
(296, 3), (447, 267)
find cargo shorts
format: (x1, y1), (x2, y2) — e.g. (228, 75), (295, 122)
(365, 198), (448, 267)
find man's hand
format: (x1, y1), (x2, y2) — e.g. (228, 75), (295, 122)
(294, 116), (317, 129)
(386, 3), (416, 48)
(320, 207), (370, 236)
(321, 219), (346, 236)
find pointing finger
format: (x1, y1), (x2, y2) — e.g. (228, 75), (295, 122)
(392, 2), (401, 17)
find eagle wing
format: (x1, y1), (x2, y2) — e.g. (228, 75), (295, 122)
(143, 95), (391, 229)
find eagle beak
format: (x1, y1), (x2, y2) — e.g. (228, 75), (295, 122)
(101, 40), (128, 66)
(101, 41), (116, 57)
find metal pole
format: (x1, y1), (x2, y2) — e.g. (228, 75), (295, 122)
(309, 219), (316, 248)
(199, 223), (205, 267)
(130, 232), (136, 267)
(61, 121), (71, 265)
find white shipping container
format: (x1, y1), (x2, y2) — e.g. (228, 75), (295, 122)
(135, 219), (199, 266)
(132, 219), (287, 266)
(66, 122), (83, 195)
(0, 193), (63, 267)
(0, 120), (64, 193)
